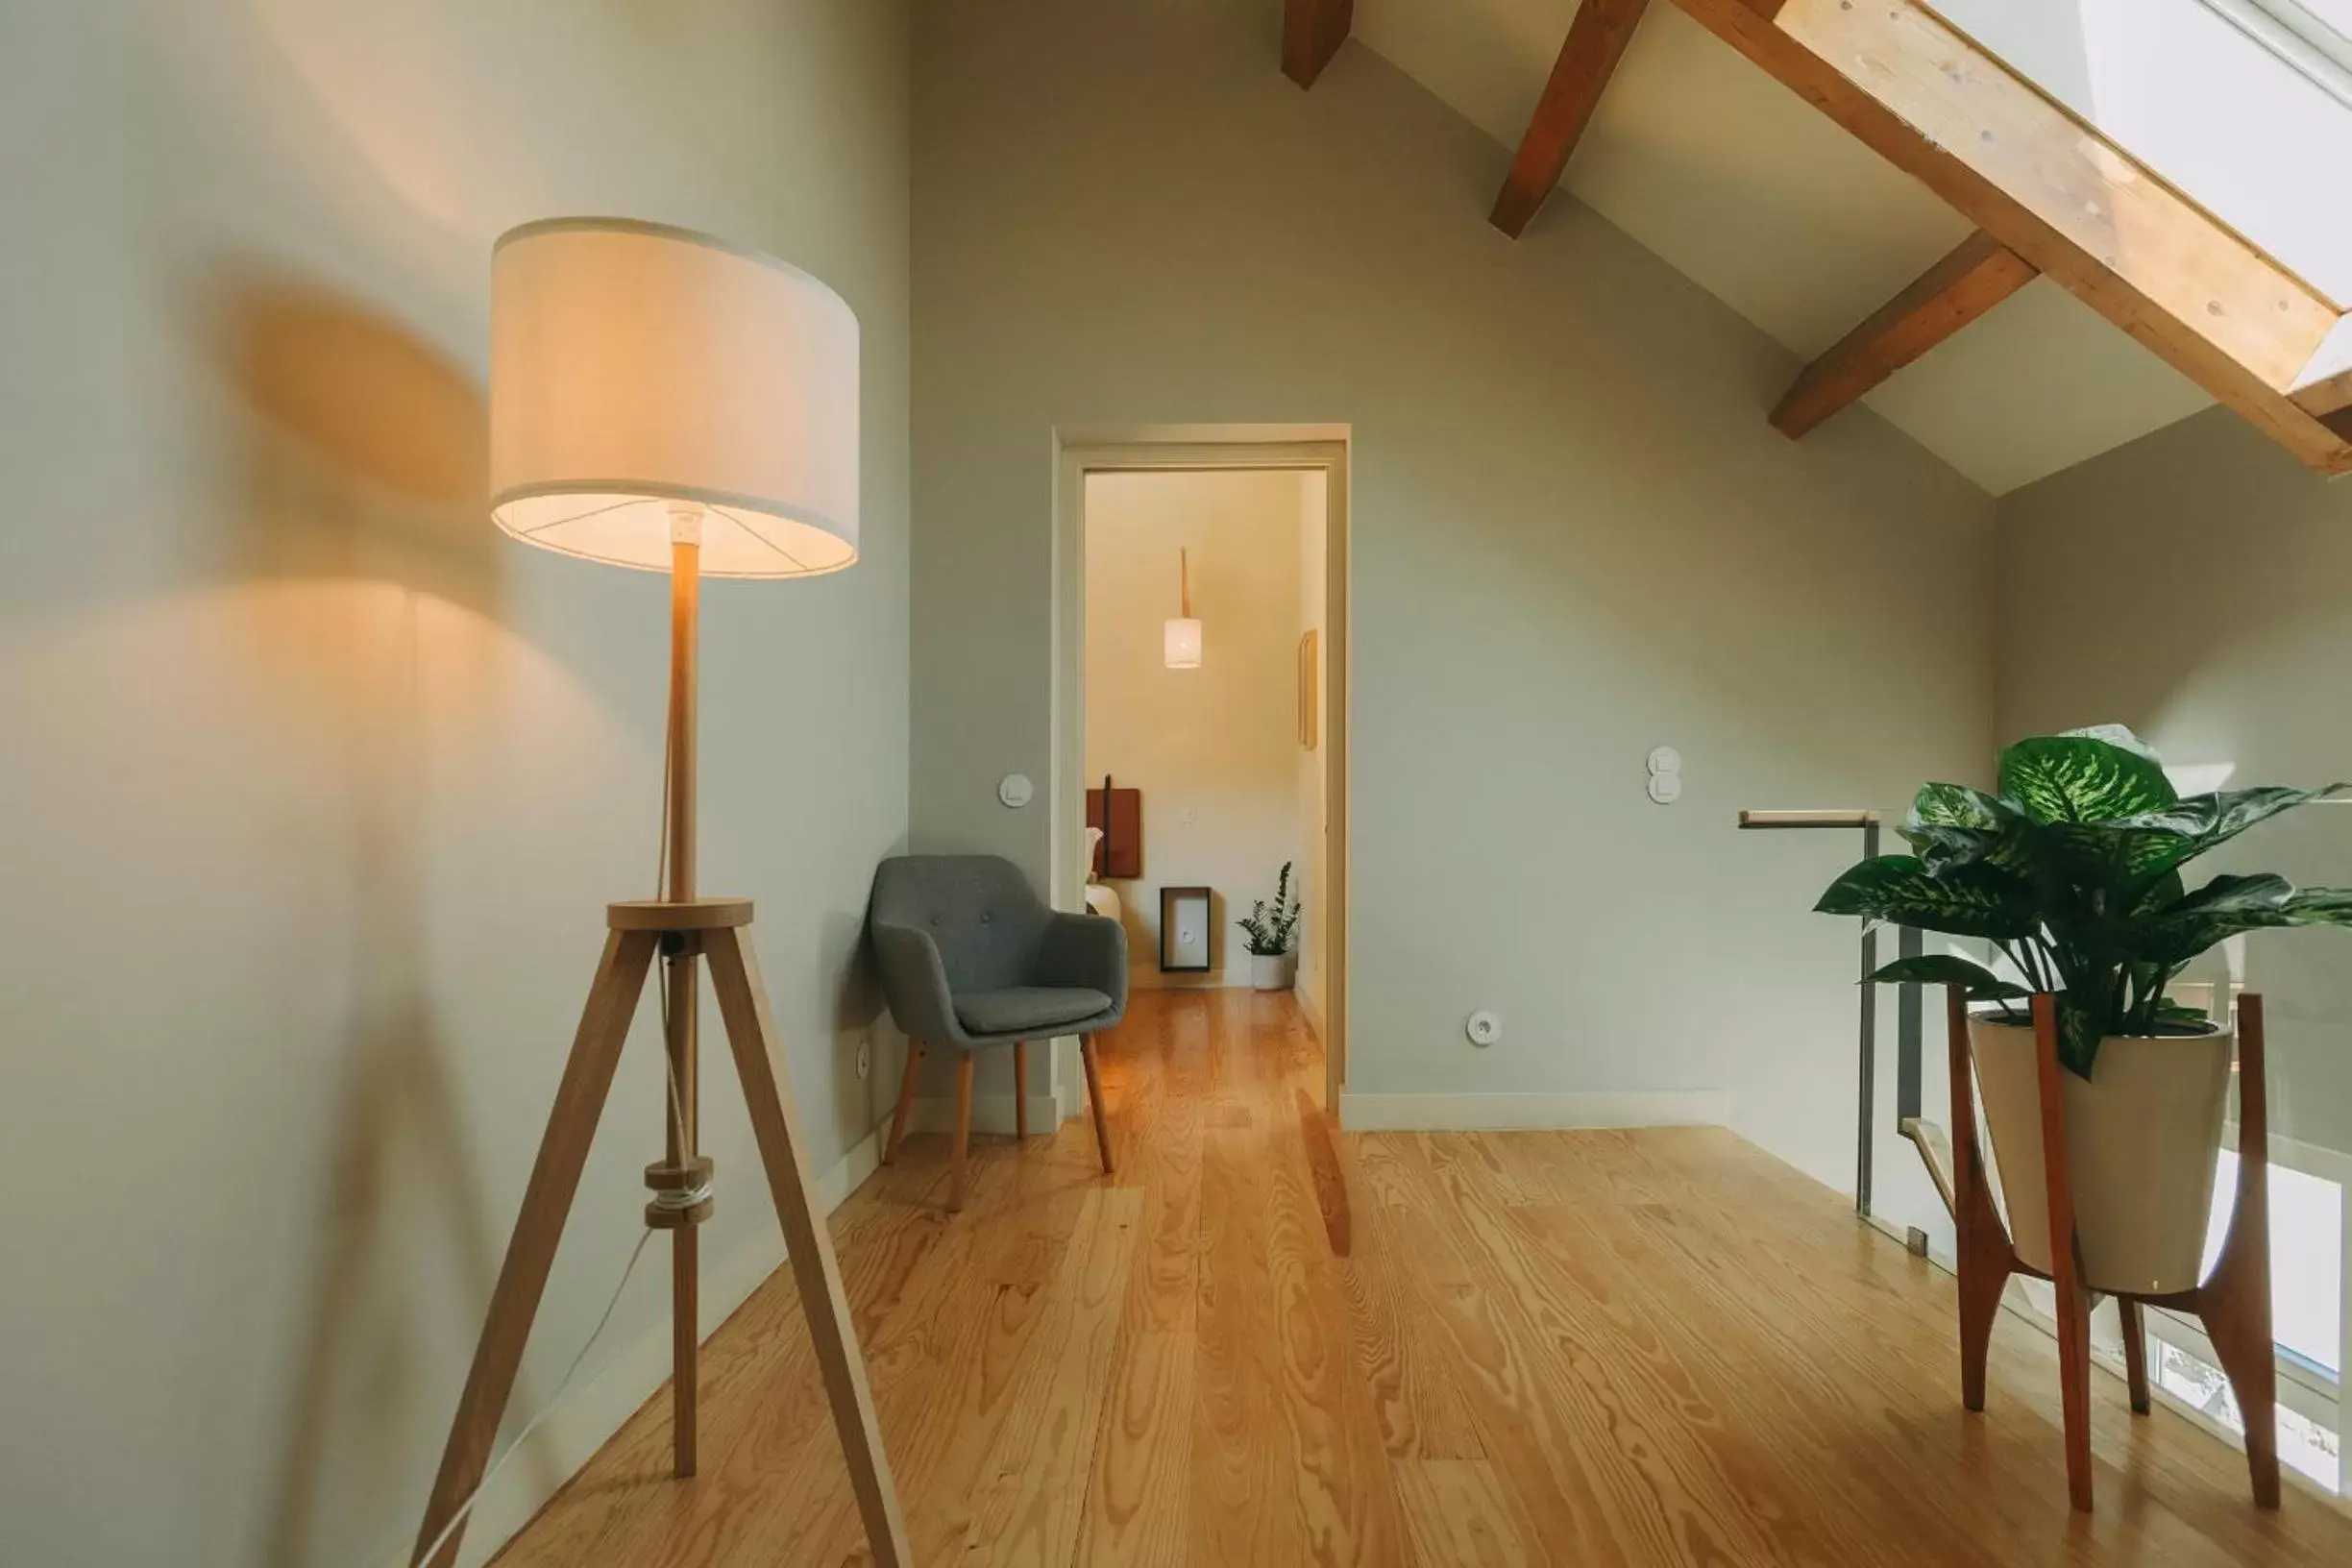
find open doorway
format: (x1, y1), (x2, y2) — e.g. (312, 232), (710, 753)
(1051, 429), (1350, 1116)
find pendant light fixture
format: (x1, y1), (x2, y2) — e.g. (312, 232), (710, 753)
(1164, 547), (1203, 669)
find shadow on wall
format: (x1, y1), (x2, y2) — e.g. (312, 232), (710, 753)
(201, 274), (545, 1566)
(218, 274), (502, 614)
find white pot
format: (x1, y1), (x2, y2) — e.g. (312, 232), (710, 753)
(1249, 950), (1296, 992)
(1970, 1017), (2232, 1296)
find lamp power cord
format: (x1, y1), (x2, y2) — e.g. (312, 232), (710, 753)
(409, 748), (706, 1564)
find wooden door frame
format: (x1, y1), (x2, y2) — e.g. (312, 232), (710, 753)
(1051, 424), (1352, 1117)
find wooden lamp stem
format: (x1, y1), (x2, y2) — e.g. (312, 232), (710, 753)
(669, 531), (698, 904)
(663, 524), (702, 1476)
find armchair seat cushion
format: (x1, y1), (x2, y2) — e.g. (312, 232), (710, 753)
(953, 985), (1114, 1039)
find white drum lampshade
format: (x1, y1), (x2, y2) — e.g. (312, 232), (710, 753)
(489, 217), (859, 577)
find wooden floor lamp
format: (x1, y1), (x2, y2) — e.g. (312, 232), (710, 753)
(410, 219), (910, 1568)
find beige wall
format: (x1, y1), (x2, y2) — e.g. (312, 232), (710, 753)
(1085, 469), (1307, 984)
(1996, 407), (2352, 1159)
(0, 4), (908, 1565)
(912, 1), (1996, 1172)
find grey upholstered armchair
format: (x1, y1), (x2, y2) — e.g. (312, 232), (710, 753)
(868, 854), (1126, 1209)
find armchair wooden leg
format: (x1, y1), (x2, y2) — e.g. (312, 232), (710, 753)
(1081, 1034), (1114, 1175)
(949, 1055), (975, 1213)
(883, 1043), (920, 1165)
(1014, 1040), (1029, 1139)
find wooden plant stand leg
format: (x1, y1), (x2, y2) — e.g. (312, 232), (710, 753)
(1014, 1040), (1030, 1139)
(883, 1043), (920, 1165)
(705, 924), (914, 1568)
(2031, 992), (2096, 1514)
(412, 931), (658, 1568)
(2118, 1299), (2151, 1415)
(949, 1055), (975, 1212)
(1081, 1034), (1115, 1174)
(2193, 995), (2281, 1507)
(1946, 987), (2013, 1413)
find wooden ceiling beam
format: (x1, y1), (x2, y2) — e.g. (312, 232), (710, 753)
(1664, 0), (2352, 475)
(2290, 315), (2352, 418)
(1283, 0), (1355, 90)
(1773, 231), (2035, 438)
(1491, 0), (1652, 238)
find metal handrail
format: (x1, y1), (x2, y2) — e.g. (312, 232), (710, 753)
(1738, 809), (1922, 1219)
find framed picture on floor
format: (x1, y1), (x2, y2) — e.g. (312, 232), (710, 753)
(1160, 885), (1212, 973)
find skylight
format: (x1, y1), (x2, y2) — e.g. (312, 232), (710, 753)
(1929, 0), (2352, 303)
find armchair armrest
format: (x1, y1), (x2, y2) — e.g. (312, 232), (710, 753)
(870, 921), (963, 1045)
(1036, 911), (1128, 1009)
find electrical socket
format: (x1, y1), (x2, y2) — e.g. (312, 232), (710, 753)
(856, 1039), (870, 1080)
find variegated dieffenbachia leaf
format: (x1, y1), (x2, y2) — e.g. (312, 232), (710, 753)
(1814, 855), (2039, 941)
(1997, 726), (2176, 824)
(1911, 782), (2008, 828)
(1863, 953), (2030, 1001)
(2132, 874), (2352, 965)
(2107, 784), (2351, 882)
(1899, 783), (2028, 876)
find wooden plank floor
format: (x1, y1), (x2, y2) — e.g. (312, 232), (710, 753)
(496, 990), (2352, 1566)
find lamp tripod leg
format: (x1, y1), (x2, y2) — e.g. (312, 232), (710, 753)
(411, 931), (657, 1568)
(706, 924), (913, 1568)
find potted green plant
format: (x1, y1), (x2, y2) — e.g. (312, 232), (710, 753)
(1237, 862), (1303, 991)
(1816, 725), (2351, 1295)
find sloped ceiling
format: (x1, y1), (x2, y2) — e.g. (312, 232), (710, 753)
(1351, 0), (2217, 494)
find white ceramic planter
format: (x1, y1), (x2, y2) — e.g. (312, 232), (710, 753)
(1971, 1017), (2232, 1296)
(1249, 950), (1297, 992)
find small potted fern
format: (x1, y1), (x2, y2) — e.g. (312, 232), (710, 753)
(1817, 725), (2351, 1295)
(1237, 862), (1303, 991)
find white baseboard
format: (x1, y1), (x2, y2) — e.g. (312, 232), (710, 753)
(1337, 1089), (1729, 1133)
(447, 1120), (885, 1567)
(911, 1092), (1068, 1136)
(818, 1121), (887, 1210)
(1297, 989), (1325, 1041)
